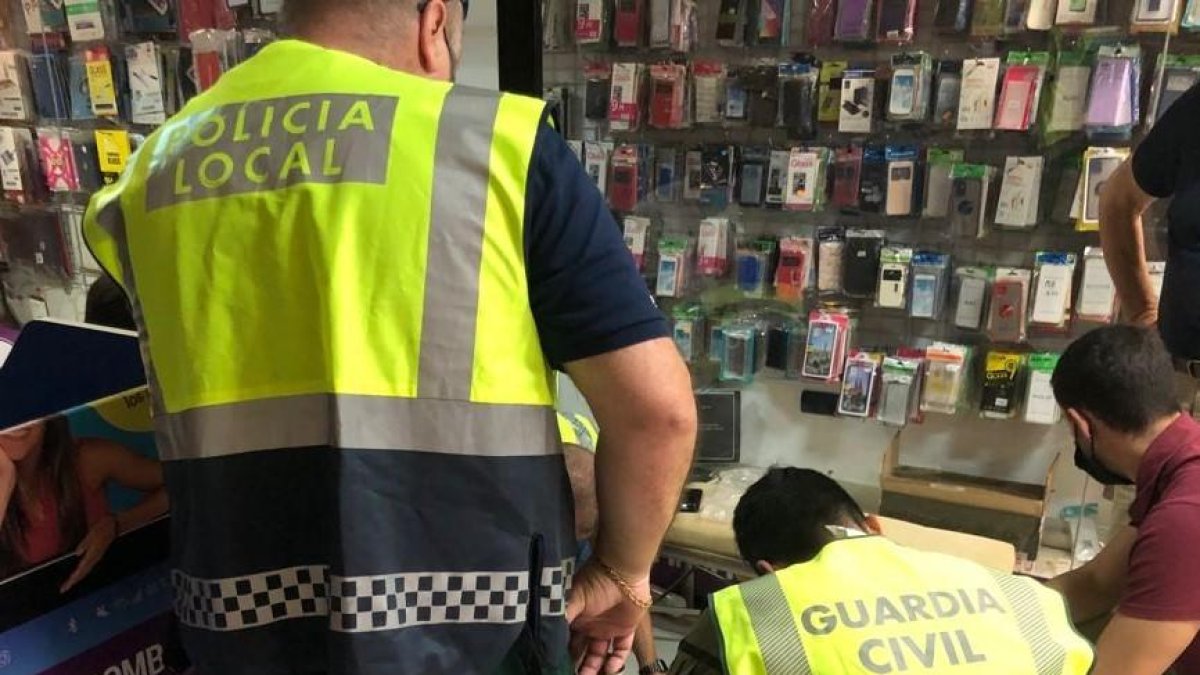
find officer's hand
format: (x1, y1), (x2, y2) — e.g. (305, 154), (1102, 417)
(566, 560), (651, 675)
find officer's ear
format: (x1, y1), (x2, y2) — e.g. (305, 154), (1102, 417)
(416, 0), (454, 81)
(754, 560), (776, 576)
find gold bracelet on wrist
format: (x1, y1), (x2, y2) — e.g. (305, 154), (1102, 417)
(596, 559), (652, 609)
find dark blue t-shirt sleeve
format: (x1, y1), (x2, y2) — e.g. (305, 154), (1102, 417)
(524, 122), (668, 369)
(1133, 81), (1200, 198)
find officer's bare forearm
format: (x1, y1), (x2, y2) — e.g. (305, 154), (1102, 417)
(566, 338), (697, 579)
(1098, 162), (1158, 324)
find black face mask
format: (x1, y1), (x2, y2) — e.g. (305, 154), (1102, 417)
(1074, 439), (1133, 486)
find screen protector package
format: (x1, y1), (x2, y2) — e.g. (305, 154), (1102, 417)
(784, 147), (830, 212)
(1030, 251), (1077, 331)
(692, 61), (728, 125)
(780, 61), (819, 139)
(1076, 247), (1118, 323)
(878, 356), (922, 426)
(980, 350), (1025, 419)
(923, 147), (964, 217)
(921, 343), (971, 415)
(954, 266), (993, 330)
(1042, 50), (1091, 136)
(910, 251), (952, 319)
(994, 156), (1044, 229)
(1085, 44), (1141, 141)
(834, 0), (875, 42)
(1024, 353), (1062, 424)
(888, 52), (932, 123)
(957, 58), (1001, 131)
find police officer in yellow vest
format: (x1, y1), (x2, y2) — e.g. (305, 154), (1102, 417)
(669, 468), (1093, 675)
(82, 0), (698, 672)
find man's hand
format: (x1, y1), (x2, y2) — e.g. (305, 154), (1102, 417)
(567, 560), (651, 675)
(1127, 307), (1159, 328)
(1091, 613), (1200, 675)
(61, 515), (117, 593)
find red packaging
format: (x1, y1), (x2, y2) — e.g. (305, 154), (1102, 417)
(649, 63), (687, 129)
(832, 147), (863, 208)
(614, 0), (645, 46)
(608, 145), (640, 212)
(807, 0), (839, 46)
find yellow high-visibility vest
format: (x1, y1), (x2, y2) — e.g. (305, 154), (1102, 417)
(82, 39), (575, 672)
(712, 536), (1093, 675)
(557, 412), (598, 451)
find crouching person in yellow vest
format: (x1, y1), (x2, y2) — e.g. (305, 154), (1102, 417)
(669, 468), (1094, 675)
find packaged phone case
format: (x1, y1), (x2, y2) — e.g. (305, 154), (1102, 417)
(835, 0), (875, 41)
(716, 0), (746, 45)
(1184, 0), (1200, 28)
(1043, 52), (1091, 134)
(776, 236), (813, 301)
(780, 62), (819, 140)
(610, 62), (646, 132)
(584, 141), (612, 195)
(670, 0), (698, 50)
(37, 128), (78, 193)
(84, 46), (119, 118)
(803, 310), (852, 382)
(980, 350), (1025, 419)
(971, 0), (1006, 35)
(698, 217), (733, 277)
(614, 0), (646, 47)
(656, 236), (694, 298)
(739, 147), (770, 206)
(932, 60), (963, 127)
(843, 229), (885, 298)
(0, 52), (34, 123)
(832, 146), (864, 209)
(818, 61), (849, 123)
(1148, 57), (1200, 127)
(751, 0), (794, 45)
(954, 266), (993, 330)
(584, 61), (613, 121)
(576, 0), (606, 43)
(623, 216), (652, 272)
(923, 148), (964, 217)
(994, 156), (1044, 229)
(859, 144), (887, 213)
(1004, 0), (1030, 31)
(910, 251), (952, 319)
(839, 69), (876, 133)
(765, 150), (791, 206)
(884, 145), (919, 216)
(877, 246), (914, 309)
(934, 0), (973, 33)
(1030, 251), (1077, 331)
(1085, 45), (1141, 140)
(808, 0), (839, 45)
(994, 53), (1049, 131)
(876, 0), (918, 42)
(700, 145), (736, 207)
(839, 352), (882, 417)
(0, 127), (40, 205)
(742, 65), (780, 127)
(818, 227), (846, 294)
(784, 147), (828, 212)
(737, 239), (778, 297)
(672, 304), (707, 363)
(654, 148), (678, 202)
(1076, 247), (1118, 323)
(948, 163), (996, 238)
(988, 267), (1032, 342)
(1024, 353), (1062, 424)
(878, 356), (922, 426)
(1077, 146), (1130, 231)
(1056, 0), (1098, 24)
(608, 145), (643, 213)
(720, 324), (759, 383)
(921, 343), (971, 414)
(887, 52), (932, 123)
(649, 63), (689, 129)
(692, 61), (727, 125)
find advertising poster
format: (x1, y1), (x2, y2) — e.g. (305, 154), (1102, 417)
(0, 321), (187, 674)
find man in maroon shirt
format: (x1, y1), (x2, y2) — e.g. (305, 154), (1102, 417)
(1049, 325), (1200, 675)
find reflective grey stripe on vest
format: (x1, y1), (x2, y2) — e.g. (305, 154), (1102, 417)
(734, 575), (813, 674)
(991, 573), (1067, 675)
(94, 86), (557, 462)
(157, 393), (557, 461)
(173, 557), (575, 633)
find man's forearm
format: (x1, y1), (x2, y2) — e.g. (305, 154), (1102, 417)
(1048, 569), (1120, 625)
(592, 400), (696, 579)
(1099, 178), (1158, 324)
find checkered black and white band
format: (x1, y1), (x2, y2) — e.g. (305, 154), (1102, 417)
(174, 559), (575, 633)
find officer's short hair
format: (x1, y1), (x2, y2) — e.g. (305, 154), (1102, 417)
(1052, 325), (1179, 433)
(733, 467), (868, 568)
(282, 0), (418, 30)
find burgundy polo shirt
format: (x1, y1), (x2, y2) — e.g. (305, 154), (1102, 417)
(1122, 414), (1200, 674)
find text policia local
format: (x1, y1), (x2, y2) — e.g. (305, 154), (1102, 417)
(146, 95), (398, 210)
(796, 588), (1007, 673)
